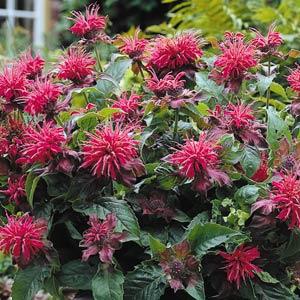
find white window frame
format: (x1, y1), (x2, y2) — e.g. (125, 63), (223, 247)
(0, 0), (46, 47)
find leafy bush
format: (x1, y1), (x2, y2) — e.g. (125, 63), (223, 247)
(1, 3), (300, 300)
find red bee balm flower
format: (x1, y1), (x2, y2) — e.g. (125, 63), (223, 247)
(287, 67), (300, 94)
(0, 66), (27, 103)
(18, 122), (66, 165)
(0, 175), (26, 205)
(0, 214), (47, 266)
(147, 32), (202, 71)
(147, 72), (185, 98)
(166, 133), (230, 192)
(159, 240), (200, 292)
(81, 126), (144, 185)
(219, 245), (262, 289)
(69, 4), (107, 39)
(251, 153), (269, 182)
(271, 174), (300, 229)
(251, 24), (283, 53)
(23, 79), (62, 115)
(118, 28), (148, 61)
(80, 213), (126, 263)
(58, 48), (96, 84)
(18, 51), (44, 79)
(112, 93), (142, 123)
(209, 103), (263, 145)
(212, 32), (257, 92)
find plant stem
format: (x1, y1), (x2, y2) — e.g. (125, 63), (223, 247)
(95, 46), (103, 73)
(266, 56), (271, 109)
(173, 109), (179, 139)
(137, 62), (145, 81)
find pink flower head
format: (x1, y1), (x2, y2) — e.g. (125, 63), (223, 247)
(118, 28), (148, 61)
(0, 175), (26, 205)
(209, 103), (263, 145)
(0, 126), (9, 156)
(112, 93), (142, 123)
(23, 78), (62, 115)
(212, 32), (257, 92)
(219, 244), (262, 289)
(271, 174), (300, 229)
(69, 4), (107, 40)
(147, 32), (203, 71)
(288, 66), (300, 94)
(147, 71), (185, 98)
(166, 133), (230, 192)
(81, 125), (144, 185)
(18, 51), (44, 79)
(138, 191), (175, 222)
(0, 214), (47, 266)
(58, 48), (96, 84)
(80, 213), (126, 263)
(0, 65), (27, 103)
(251, 24), (283, 53)
(159, 240), (200, 292)
(17, 122), (66, 165)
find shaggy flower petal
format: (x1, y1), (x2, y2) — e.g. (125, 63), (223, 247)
(23, 79), (62, 115)
(251, 24), (283, 52)
(0, 214), (47, 266)
(80, 213), (126, 263)
(0, 66), (27, 103)
(219, 244), (262, 289)
(166, 133), (230, 192)
(58, 48), (96, 84)
(288, 67), (300, 94)
(69, 4), (107, 39)
(159, 240), (200, 292)
(271, 174), (300, 229)
(212, 32), (257, 92)
(18, 122), (66, 165)
(81, 125), (142, 183)
(112, 93), (142, 123)
(0, 175), (26, 205)
(251, 152), (269, 182)
(147, 32), (202, 71)
(17, 51), (44, 79)
(147, 71), (185, 97)
(118, 28), (148, 60)
(209, 103), (263, 145)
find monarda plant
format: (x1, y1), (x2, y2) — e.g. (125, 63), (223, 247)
(1, 5), (300, 300)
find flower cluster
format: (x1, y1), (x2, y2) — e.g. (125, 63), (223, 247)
(80, 213), (126, 263)
(0, 214), (47, 266)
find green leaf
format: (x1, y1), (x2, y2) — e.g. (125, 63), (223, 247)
(187, 223), (243, 256)
(58, 260), (96, 290)
(97, 58), (132, 97)
(240, 146), (261, 177)
(25, 172), (40, 207)
(280, 229), (300, 263)
(77, 112), (99, 131)
(98, 107), (121, 119)
(185, 277), (205, 300)
(270, 82), (288, 100)
(73, 197), (140, 241)
(253, 281), (295, 300)
(124, 263), (167, 300)
(43, 173), (70, 197)
(92, 266), (124, 300)
(185, 211), (210, 234)
(257, 73), (275, 96)
(195, 72), (224, 100)
(12, 265), (50, 300)
(256, 271), (279, 284)
(181, 103), (209, 129)
(267, 107), (291, 151)
(234, 185), (260, 205)
(149, 235), (166, 256)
